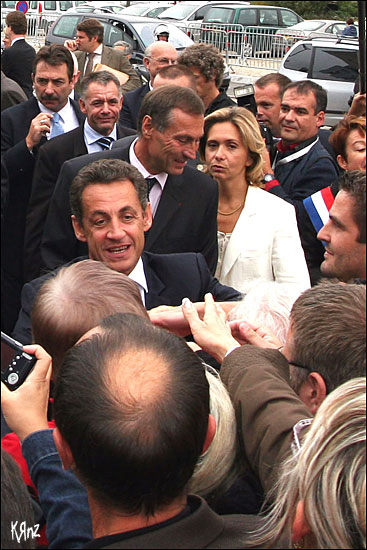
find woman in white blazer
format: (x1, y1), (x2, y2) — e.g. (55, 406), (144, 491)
(200, 106), (310, 294)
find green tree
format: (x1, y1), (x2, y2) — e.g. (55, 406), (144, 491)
(251, 1), (358, 20)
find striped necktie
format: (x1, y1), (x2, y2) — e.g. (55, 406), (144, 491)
(145, 177), (158, 201)
(95, 136), (114, 150)
(50, 112), (64, 138)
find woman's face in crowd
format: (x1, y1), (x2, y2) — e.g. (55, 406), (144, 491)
(205, 121), (253, 183)
(338, 128), (366, 171)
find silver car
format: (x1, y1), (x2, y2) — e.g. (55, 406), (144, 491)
(278, 37), (359, 127)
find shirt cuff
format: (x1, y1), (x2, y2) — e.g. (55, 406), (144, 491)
(224, 344), (241, 358)
(265, 178), (280, 192)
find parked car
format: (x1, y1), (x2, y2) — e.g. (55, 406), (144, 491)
(119, 3), (173, 19)
(272, 19), (356, 57)
(278, 37), (359, 126)
(200, 3), (303, 56)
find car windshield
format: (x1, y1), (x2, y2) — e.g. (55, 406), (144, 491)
(131, 22), (193, 48)
(289, 20), (326, 31)
(157, 3), (197, 20)
(121, 4), (149, 16)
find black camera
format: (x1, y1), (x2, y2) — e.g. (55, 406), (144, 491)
(1, 332), (37, 391)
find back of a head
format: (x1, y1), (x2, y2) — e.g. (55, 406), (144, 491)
(137, 85), (204, 135)
(54, 313), (210, 516)
(5, 11), (27, 35)
(1, 450), (35, 549)
(254, 377), (366, 549)
(32, 260), (148, 379)
(289, 280), (366, 393)
(153, 64), (197, 90)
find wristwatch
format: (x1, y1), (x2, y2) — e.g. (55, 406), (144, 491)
(263, 173), (276, 183)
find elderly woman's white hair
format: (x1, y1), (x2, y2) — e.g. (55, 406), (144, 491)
(250, 377), (366, 549)
(189, 364), (238, 498)
(229, 281), (304, 344)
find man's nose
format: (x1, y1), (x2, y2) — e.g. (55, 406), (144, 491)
(107, 220), (126, 239)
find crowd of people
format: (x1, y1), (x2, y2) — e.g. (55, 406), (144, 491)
(1, 10), (366, 550)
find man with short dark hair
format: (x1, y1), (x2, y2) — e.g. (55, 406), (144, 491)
(153, 64), (197, 90)
(23, 71), (136, 282)
(317, 170), (366, 283)
(262, 80), (339, 215)
(1, 44), (85, 334)
(64, 18), (140, 96)
(1, 11), (36, 98)
(254, 73), (291, 138)
(40, 85), (219, 276)
(119, 41), (178, 130)
(178, 43), (236, 116)
(13, 158), (239, 344)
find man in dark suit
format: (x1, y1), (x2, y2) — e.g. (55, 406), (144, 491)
(119, 40), (178, 130)
(13, 158), (239, 343)
(41, 85), (219, 275)
(1, 44), (85, 334)
(64, 17), (140, 96)
(1, 11), (36, 98)
(23, 70), (136, 283)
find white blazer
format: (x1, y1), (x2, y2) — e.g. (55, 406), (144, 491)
(216, 186), (310, 293)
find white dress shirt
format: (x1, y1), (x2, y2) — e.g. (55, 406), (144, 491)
(128, 257), (148, 306)
(129, 138), (168, 217)
(38, 99), (80, 138)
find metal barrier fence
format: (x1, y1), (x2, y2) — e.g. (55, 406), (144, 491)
(1, 12), (58, 40)
(183, 22), (282, 71)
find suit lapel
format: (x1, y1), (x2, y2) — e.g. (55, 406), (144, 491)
(219, 185), (258, 280)
(142, 253), (165, 309)
(145, 173), (185, 249)
(73, 124), (88, 156)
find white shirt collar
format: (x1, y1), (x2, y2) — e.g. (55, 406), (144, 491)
(128, 257), (148, 305)
(11, 37), (25, 45)
(91, 43), (103, 55)
(84, 119), (117, 145)
(37, 98), (73, 122)
(129, 137), (168, 188)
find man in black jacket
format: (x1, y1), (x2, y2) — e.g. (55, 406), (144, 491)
(40, 85), (219, 275)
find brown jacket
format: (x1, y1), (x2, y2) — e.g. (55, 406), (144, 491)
(221, 346), (311, 495)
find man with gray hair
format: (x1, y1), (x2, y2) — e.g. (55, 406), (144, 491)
(23, 71), (136, 282)
(119, 41), (178, 129)
(40, 85), (219, 275)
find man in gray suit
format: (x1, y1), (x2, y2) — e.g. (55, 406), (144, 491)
(65, 17), (140, 96)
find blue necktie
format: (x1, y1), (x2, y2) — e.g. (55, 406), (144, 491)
(50, 112), (64, 138)
(96, 136), (114, 150)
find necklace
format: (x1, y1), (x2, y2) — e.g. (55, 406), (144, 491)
(217, 202), (244, 216)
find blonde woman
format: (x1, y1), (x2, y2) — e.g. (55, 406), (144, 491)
(200, 107), (310, 294)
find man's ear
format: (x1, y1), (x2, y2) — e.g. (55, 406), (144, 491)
(337, 154), (348, 171)
(79, 97), (87, 115)
(72, 214), (87, 242)
(292, 501), (312, 542)
(141, 115), (154, 139)
(143, 203), (153, 232)
(298, 372), (327, 415)
(202, 414), (216, 454)
(53, 427), (75, 470)
(316, 110), (325, 128)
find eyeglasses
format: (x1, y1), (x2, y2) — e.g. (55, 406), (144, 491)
(288, 361), (311, 371)
(147, 57), (177, 65)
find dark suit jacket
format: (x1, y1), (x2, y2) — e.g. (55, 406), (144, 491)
(1, 96), (84, 333)
(1, 70), (27, 112)
(41, 135), (218, 274)
(12, 252), (240, 345)
(119, 83), (150, 130)
(1, 38), (36, 98)
(23, 122), (137, 282)
(74, 45), (141, 96)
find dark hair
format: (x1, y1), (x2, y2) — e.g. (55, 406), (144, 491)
(346, 17), (355, 25)
(54, 313), (210, 516)
(33, 44), (74, 82)
(1, 450), (35, 549)
(339, 170), (366, 243)
(5, 11), (27, 35)
(255, 73), (291, 95)
(283, 80), (327, 114)
(178, 43), (224, 88)
(137, 85), (204, 135)
(289, 281), (366, 394)
(155, 64), (197, 88)
(79, 70), (121, 100)
(329, 116), (366, 161)
(70, 159), (148, 225)
(77, 18), (104, 43)
(31, 259), (149, 379)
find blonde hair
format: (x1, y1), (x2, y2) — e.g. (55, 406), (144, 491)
(189, 365), (238, 498)
(251, 377), (366, 549)
(199, 106), (266, 186)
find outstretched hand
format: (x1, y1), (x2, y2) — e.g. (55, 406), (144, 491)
(1, 345), (52, 442)
(229, 319), (283, 350)
(182, 293), (239, 363)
